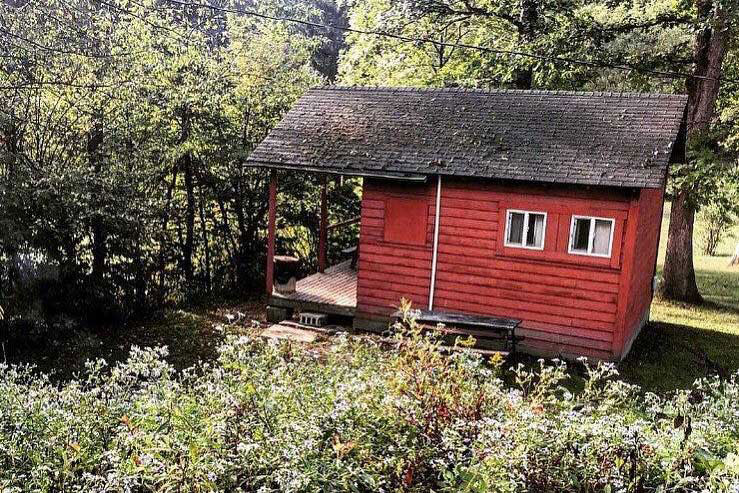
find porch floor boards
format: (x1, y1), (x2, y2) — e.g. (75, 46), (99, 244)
(269, 260), (357, 317)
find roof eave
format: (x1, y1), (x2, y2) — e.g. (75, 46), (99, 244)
(244, 160), (428, 182)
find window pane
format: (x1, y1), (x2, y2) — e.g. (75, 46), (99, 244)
(507, 212), (524, 245)
(572, 218), (590, 252)
(526, 213), (545, 248)
(592, 219), (612, 255)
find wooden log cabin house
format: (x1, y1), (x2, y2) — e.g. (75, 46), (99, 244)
(246, 87), (688, 361)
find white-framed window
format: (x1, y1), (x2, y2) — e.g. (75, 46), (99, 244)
(504, 209), (547, 250)
(568, 216), (615, 258)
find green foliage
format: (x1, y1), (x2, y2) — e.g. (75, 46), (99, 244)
(1, 310), (738, 491)
(338, 0), (692, 90)
(698, 195), (739, 257)
(672, 132), (739, 255)
(0, 0), (360, 332)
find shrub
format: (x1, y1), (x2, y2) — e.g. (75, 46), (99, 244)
(699, 200), (738, 256)
(0, 310), (738, 492)
(697, 176), (739, 257)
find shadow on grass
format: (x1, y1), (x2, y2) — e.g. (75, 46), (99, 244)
(619, 317), (739, 393)
(3, 301), (265, 382)
(497, 300), (739, 394)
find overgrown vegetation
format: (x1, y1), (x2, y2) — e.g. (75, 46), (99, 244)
(0, 0), (359, 341)
(1, 310), (738, 492)
(2, 0), (738, 344)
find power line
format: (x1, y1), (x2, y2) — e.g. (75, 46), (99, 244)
(164, 0), (729, 84)
(1, 0), (733, 87)
(0, 25), (139, 59)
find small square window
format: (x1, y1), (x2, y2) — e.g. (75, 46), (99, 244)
(569, 216), (615, 257)
(505, 210), (546, 250)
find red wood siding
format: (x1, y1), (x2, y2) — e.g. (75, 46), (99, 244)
(617, 187), (665, 356)
(432, 181), (632, 360)
(356, 179), (435, 317)
(384, 196), (429, 245)
(355, 177), (655, 360)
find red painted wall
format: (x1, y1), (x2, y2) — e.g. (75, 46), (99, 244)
(355, 180), (436, 320)
(616, 187), (665, 357)
(355, 177), (659, 360)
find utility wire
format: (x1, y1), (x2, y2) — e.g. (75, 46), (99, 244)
(164, 0), (730, 84)
(2, 0), (735, 87)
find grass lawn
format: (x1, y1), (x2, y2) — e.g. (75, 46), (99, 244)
(618, 202), (739, 391)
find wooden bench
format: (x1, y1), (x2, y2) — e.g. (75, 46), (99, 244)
(393, 309), (523, 353)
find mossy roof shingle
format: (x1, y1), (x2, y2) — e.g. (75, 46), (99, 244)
(246, 87), (688, 188)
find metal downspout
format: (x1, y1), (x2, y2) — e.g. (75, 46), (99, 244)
(429, 175), (442, 310)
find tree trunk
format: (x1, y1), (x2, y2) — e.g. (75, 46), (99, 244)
(182, 151), (195, 293)
(233, 180), (249, 290)
(1, 122), (21, 290)
(134, 239), (148, 310)
(176, 106), (196, 298)
(514, 0), (538, 89)
(215, 196), (238, 286)
(157, 163), (178, 303)
(660, 0), (729, 303)
(197, 179), (212, 294)
(729, 242), (739, 266)
(88, 113), (107, 284)
(661, 191), (702, 301)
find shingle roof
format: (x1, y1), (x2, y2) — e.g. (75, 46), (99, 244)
(246, 87), (688, 188)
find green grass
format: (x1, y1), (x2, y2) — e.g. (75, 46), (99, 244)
(619, 202), (739, 392)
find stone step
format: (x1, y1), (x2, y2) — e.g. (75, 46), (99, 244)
(262, 323), (320, 343)
(261, 321), (338, 343)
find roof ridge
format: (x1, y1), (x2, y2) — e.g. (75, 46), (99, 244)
(315, 85), (687, 100)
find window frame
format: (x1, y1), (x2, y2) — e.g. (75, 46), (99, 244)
(503, 209), (548, 251)
(568, 215), (616, 258)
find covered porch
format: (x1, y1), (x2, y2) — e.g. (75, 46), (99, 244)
(268, 260), (357, 319)
(264, 170), (365, 322)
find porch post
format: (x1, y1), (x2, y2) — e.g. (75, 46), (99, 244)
(266, 170), (277, 295)
(318, 175), (328, 273)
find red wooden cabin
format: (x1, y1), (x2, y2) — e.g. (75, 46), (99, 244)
(247, 87), (687, 361)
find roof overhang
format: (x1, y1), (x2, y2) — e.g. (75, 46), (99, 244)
(245, 87), (689, 189)
(244, 160), (428, 182)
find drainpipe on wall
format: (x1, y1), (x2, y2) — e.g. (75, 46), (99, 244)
(429, 174), (442, 310)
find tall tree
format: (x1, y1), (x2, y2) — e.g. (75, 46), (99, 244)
(660, 0), (735, 302)
(0, 0), (332, 322)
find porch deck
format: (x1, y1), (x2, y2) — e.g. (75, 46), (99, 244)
(268, 260), (357, 317)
